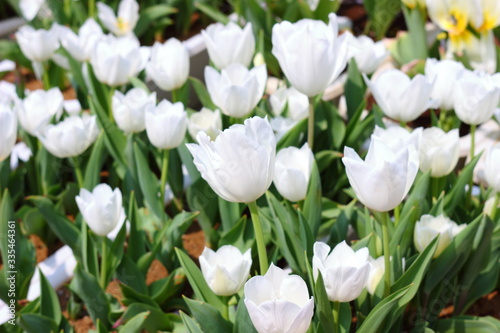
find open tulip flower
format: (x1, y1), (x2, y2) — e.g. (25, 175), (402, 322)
(112, 88), (156, 134)
(352, 35), (389, 75)
(0, 103), (17, 163)
(57, 18), (103, 62)
(425, 59), (466, 111)
(419, 127), (460, 178)
(244, 264), (314, 333)
(17, 88), (64, 136)
(97, 0), (139, 37)
(188, 107), (222, 142)
(414, 214), (465, 258)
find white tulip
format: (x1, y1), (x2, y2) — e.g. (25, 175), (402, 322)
(372, 125), (422, 154)
(272, 13), (354, 97)
(414, 214), (465, 258)
(269, 86), (309, 121)
(15, 25), (59, 62)
(186, 116), (275, 203)
(270, 116), (296, 141)
(425, 59), (466, 110)
(465, 31), (497, 74)
(366, 256), (386, 295)
(17, 88), (64, 136)
(343, 137), (419, 212)
(202, 22), (255, 69)
(76, 184), (126, 236)
(97, 0), (139, 37)
(484, 195), (500, 217)
(484, 143), (500, 192)
(199, 245), (252, 296)
(244, 263), (314, 333)
(57, 18), (104, 62)
(419, 127), (460, 177)
(205, 64), (267, 118)
(352, 35), (389, 75)
(274, 143), (314, 202)
(0, 81), (19, 106)
(313, 241), (371, 302)
(10, 142), (32, 170)
(19, 0), (45, 21)
(90, 35), (149, 86)
(0, 104), (17, 162)
(146, 38), (190, 92)
(145, 100), (187, 149)
(112, 88), (156, 134)
(453, 71), (500, 125)
(365, 69), (434, 122)
(37, 114), (99, 158)
(188, 108), (222, 142)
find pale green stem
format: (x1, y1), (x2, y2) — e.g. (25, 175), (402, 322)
(160, 149), (170, 205)
(100, 239), (108, 289)
(221, 296), (229, 321)
(333, 301), (341, 333)
(491, 192), (500, 221)
(88, 0), (95, 17)
(381, 211), (391, 298)
(248, 201), (268, 275)
(42, 67), (50, 89)
(399, 120), (406, 128)
(393, 204), (400, 226)
(467, 125), (477, 207)
(72, 157), (84, 189)
(171, 88), (180, 103)
(308, 96), (315, 150)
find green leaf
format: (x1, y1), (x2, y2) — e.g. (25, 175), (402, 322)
(303, 161), (322, 237)
(150, 267), (186, 305)
(0, 189), (14, 270)
(121, 303), (173, 332)
(194, 2), (229, 24)
(189, 77), (217, 110)
(83, 132), (106, 190)
(39, 269), (62, 325)
(18, 313), (59, 333)
(134, 4), (177, 37)
(364, 0), (401, 39)
(184, 297), (233, 332)
(118, 311), (149, 333)
(186, 177), (219, 246)
(433, 316), (500, 333)
(314, 272), (335, 332)
(277, 118), (307, 150)
(219, 198), (243, 232)
(180, 311), (204, 333)
(345, 58), (367, 120)
(444, 154), (481, 215)
(233, 296), (258, 333)
(116, 254), (148, 295)
(120, 279), (160, 308)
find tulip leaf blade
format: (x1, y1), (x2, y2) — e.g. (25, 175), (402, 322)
(180, 311), (204, 333)
(189, 77), (217, 110)
(18, 313), (59, 333)
(150, 267), (186, 305)
(120, 303), (174, 332)
(194, 2), (230, 24)
(218, 197), (244, 233)
(175, 248), (225, 312)
(433, 316), (500, 333)
(134, 4), (177, 37)
(127, 191), (146, 262)
(83, 132), (106, 190)
(118, 311), (149, 333)
(276, 117), (308, 150)
(345, 58), (367, 120)
(233, 296), (258, 333)
(314, 271), (335, 332)
(184, 297), (233, 333)
(303, 160), (322, 238)
(39, 269), (62, 325)
(444, 154), (481, 216)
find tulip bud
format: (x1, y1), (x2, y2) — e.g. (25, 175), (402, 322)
(10, 142), (32, 170)
(146, 38), (190, 92)
(188, 108), (222, 142)
(484, 196), (500, 217)
(0, 104), (17, 162)
(352, 35), (389, 75)
(17, 88), (64, 136)
(202, 22), (255, 69)
(414, 214), (465, 258)
(269, 86), (309, 121)
(342, 137), (419, 212)
(272, 13), (354, 97)
(419, 127), (460, 177)
(57, 18), (104, 62)
(425, 59), (466, 110)
(244, 264), (314, 333)
(76, 184), (126, 236)
(38, 114), (100, 158)
(372, 125), (422, 154)
(19, 0), (46, 21)
(97, 0), (139, 37)
(274, 143), (314, 202)
(186, 116), (276, 203)
(90, 35), (149, 86)
(484, 143), (500, 192)
(205, 64), (267, 118)
(16, 25), (59, 62)
(199, 245), (252, 296)
(366, 256), (386, 295)
(112, 88), (156, 134)
(313, 241), (370, 302)
(145, 100), (187, 149)
(453, 72), (500, 125)
(364, 69), (433, 122)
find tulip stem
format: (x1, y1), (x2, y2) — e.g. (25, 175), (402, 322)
(381, 212), (391, 298)
(88, 0), (95, 17)
(466, 125), (477, 207)
(333, 301), (341, 333)
(42, 67), (50, 89)
(221, 296), (229, 320)
(171, 89), (180, 103)
(248, 201), (268, 275)
(308, 96), (315, 150)
(72, 157), (84, 189)
(393, 204), (400, 226)
(100, 238), (108, 289)
(491, 192), (500, 221)
(160, 149), (170, 205)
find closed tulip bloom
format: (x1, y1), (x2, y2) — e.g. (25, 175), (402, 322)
(0, 104), (17, 162)
(313, 241), (370, 302)
(205, 64), (267, 118)
(352, 35), (389, 75)
(484, 143), (500, 192)
(366, 256), (386, 295)
(57, 18), (103, 62)
(199, 245), (252, 296)
(145, 100), (187, 149)
(17, 88), (64, 136)
(269, 86), (309, 121)
(274, 143), (314, 202)
(272, 13), (353, 97)
(187, 116), (275, 203)
(453, 72), (500, 125)
(19, 0), (45, 21)
(202, 22), (255, 69)
(112, 88), (156, 134)
(244, 264), (314, 333)
(90, 35), (149, 86)
(146, 38), (190, 92)
(425, 59), (466, 110)
(414, 214), (465, 258)
(97, 0), (139, 37)
(188, 108), (222, 142)
(76, 184), (126, 236)
(372, 125), (422, 154)
(343, 137), (419, 212)
(365, 69), (434, 122)
(419, 127), (460, 177)
(38, 114), (99, 158)
(16, 25), (59, 62)
(10, 142), (32, 170)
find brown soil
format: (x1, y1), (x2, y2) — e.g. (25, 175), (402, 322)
(145, 259), (169, 285)
(30, 235), (48, 263)
(466, 290), (500, 319)
(182, 228), (206, 259)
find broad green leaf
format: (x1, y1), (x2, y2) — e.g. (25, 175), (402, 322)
(83, 132), (106, 190)
(433, 316), (500, 333)
(444, 154), (481, 215)
(189, 77), (217, 110)
(121, 303), (173, 332)
(277, 118), (307, 150)
(303, 161), (322, 237)
(127, 191), (146, 262)
(194, 2), (229, 24)
(39, 270), (62, 325)
(233, 296), (258, 333)
(18, 313), (58, 333)
(314, 272), (335, 332)
(116, 254), (148, 295)
(180, 311), (204, 333)
(120, 281), (159, 308)
(134, 4), (177, 37)
(150, 267), (186, 305)
(345, 59), (366, 120)
(184, 297), (233, 332)
(219, 198), (243, 232)
(118, 311), (149, 333)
